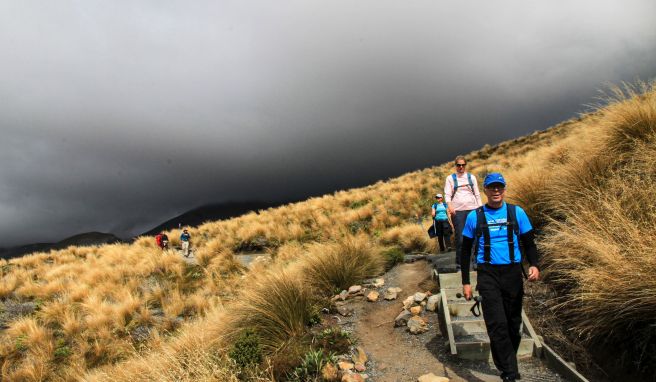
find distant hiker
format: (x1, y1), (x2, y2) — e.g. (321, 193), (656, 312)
(444, 155), (482, 270)
(460, 173), (539, 382)
(431, 193), (453, 252)
(155, 232), (169, 250)
(180, 229), (191, 257)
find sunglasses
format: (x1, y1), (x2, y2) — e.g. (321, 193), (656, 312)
(455, 163), (466, 167)
(485, 184), (506, 191)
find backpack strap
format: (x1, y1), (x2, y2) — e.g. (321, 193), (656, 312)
(474, 206), (491, 263)
(506, 203), (522, 263)
(467, 173), (474, 194)
(452, 173), (476, 198)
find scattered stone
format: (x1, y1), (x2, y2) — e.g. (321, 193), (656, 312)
(407, 316), (428, 334)
(384, 288), (399, 300)
(373, 278), (385, 287)
(389, 287), (402, 293)
(366, 291), (379, 302)
(337, 306), (354, 317)
(426, 295), (440, 312)
(322, 363), (339, 381)
(417, 373), (449, 382)
(354, 363), (366, 372)
(342, 374), (365, 382)
(394, 309), (413, 327)
(361, 374), (369, 380)
(414, 292), (427, 302)
(348, 285), (362, 294)
(403, 296), (414, 309)
(353, 346), (368, 364)
(338, 361), (355, 371)
(420, 301), (427, 307)
(332, 290), (349, 301)
(410, 305), (423, 316)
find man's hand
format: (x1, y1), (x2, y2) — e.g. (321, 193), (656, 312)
(528, 266), (540, 281)
(462, 284), (472, 300)
(448, 205), (455, 217)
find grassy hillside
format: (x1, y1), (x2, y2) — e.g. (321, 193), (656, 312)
(0, 81), (654, 381)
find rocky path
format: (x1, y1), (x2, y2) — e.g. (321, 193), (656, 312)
(335, 254), (565, 382)
(350, 260), (503, 381)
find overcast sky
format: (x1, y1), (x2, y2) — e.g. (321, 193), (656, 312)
(1, 0), (655, 246)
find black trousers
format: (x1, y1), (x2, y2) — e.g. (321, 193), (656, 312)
(477, 263), (524, 379)
(454, 209), (474, 266)
(434, 219), (452, 251)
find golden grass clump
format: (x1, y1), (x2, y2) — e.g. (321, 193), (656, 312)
(220, 265), (317, 355)
(380, 223), (436, 253)
(302, 234), (385, 294)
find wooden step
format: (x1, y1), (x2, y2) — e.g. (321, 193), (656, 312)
(438, 271), (477, 290)
(455, 333), (535, 361)
(451, 316), (486, 336)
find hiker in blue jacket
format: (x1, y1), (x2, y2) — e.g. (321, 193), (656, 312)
(431, 194), (453, 252)
(460, 173), (539, 382)
(180, 229), (191, 257)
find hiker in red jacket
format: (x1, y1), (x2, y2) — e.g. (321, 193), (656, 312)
(155, 232), (169, 250)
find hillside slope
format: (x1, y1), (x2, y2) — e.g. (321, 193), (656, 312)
(0, 82), (654, 381)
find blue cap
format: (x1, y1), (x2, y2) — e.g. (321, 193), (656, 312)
(483, 172), (506, 187)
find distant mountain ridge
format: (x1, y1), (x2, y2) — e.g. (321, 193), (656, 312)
(140, 200), (286, 236)
(0, 232), (123, 260)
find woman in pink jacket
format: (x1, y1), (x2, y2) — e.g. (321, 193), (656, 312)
(444, 155), (482, 270)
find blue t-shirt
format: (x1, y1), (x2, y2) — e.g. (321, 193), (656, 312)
(462, 203), (532, 264)
(432, 202), (448, 221)
(180, 233), (191, 242)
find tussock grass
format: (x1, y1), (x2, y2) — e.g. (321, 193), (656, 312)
(381, 223), (436, 253)
(220, 265), (317, 354)
(303, 234), (385, 294)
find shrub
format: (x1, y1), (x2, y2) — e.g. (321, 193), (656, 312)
(228, 329), (262, 369)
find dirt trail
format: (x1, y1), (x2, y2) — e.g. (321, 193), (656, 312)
(351, 260), (502, 382)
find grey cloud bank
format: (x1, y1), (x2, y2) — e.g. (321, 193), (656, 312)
(1, 0), (655, 246)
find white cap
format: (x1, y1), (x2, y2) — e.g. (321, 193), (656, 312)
(435, 193), (443, 198)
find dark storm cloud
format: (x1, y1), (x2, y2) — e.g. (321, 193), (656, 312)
(1, 0), (655, 246)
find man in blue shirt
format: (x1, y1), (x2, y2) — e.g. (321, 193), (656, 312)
(461, 173), (540, 382)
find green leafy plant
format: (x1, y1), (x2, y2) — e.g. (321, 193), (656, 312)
(228, 329), (263, 369)
(54, 338), (72, 359)
(315, 327), (353, 353)
(382, 247), (404, 270)
(14, 334), (28, 352)
(286, 349), (337, 382)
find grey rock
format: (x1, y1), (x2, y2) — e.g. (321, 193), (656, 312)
(407, 316), (428, 334)
(413, 292), (427, 302)
(394, 309), (413, 327)
(426, 295), (440, 312)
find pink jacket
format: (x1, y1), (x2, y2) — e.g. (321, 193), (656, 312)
(444, 173), (482, 211)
